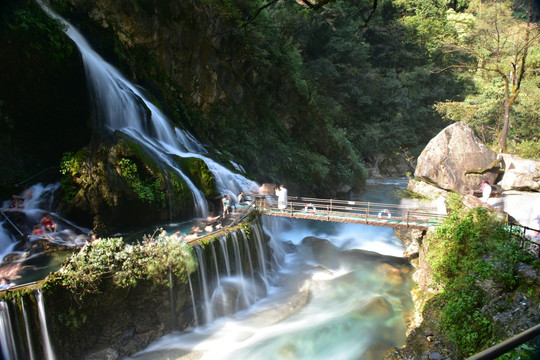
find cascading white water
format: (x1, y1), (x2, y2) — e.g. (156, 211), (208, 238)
(194, 245), (213, 324)
(0, 300), (17, 360)
(36, 290), (55, 360)
(37, 1), (259, 219)
(128, 180), (415, 360)
(21, 297), (36, 360)
(187, 273), (199, 327)
(189, 229), (270, 327)
(218, 237), (231, 277)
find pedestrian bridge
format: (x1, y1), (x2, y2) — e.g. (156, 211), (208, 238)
(251, 195), (445, 230)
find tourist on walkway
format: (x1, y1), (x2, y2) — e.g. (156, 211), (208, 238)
(480, 179), (492, 203)
(222, 195), (231, 216)
(276, 185), (288, 212)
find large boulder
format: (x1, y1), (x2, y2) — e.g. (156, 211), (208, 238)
(498, 154), (540, 191)
(414, 122), (499, 194)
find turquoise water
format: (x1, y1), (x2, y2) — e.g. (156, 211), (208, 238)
(128, 179), (415, 360)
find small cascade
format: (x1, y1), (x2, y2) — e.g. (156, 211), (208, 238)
(20, 297), (36, 360)
(210, 242), (221, 288)
(230, 232), (249, 309)
(251, 221), (269, 277)
(189, 225), (271, 326)
(240, 229), (254, 278)
(218, 236), (231, 277)
(187, 273), (199, 327)
(194, 245), (213, 324)
(0, 300), (18, 360)
(36, 290), (55, 360)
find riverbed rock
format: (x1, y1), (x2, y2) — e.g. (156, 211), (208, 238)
(376, 263), (404, 286)
(498, 154), (540, 191)
(356, 296), (395, 319)
(414, 122), (500, 194)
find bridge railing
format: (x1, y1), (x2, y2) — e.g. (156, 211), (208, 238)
(248, 194), (445, 227)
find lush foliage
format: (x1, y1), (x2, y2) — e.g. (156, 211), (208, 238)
(434, 0), (540, 154)
(49, 231), (197, 301)
(59, 150), (85, 203)
(117, 158), (165, 206)
(425, 194), (539, 356)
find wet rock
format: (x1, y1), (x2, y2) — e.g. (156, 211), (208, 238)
(377, 263), (404, 286)
(85, 347), (119, 360)
(278, 343), (298, 358)
(355, 296), (395, 319)
(301, 236), (340, 269)
(364, 341), (392, 360)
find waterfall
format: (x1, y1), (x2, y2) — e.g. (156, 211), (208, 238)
(210, 242), (221, 288)
(0, 300), (17, 360)
(21, 297), (36, 360)
(188, 225), (270, 326)
(240, 229), (254, 278)
(251, 221), (269, 277)
(36, 1), (259, 218)
(218, 236), (232, 277)
(36, 290), (55, 360)
(187, 273), (199, 327)
(194, 245), (213, 324)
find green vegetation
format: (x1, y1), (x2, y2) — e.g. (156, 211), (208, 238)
(425, 194), (539, 357)
(44, 231), (197, 301)
(433, 0), (540, 155)
(117, 158), (165, 207)
(59, 150), (85, 203)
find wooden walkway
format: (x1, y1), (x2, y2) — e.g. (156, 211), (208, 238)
(250, 195), (445, 230)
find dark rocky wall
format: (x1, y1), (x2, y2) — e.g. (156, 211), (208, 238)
(0, 0), (91, 199)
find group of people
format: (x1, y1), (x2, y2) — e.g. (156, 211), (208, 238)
(4, 195), (25, 211)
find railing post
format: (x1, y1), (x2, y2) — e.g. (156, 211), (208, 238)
(330, 199), (333, 214)
(366, 202), (370, 223)
(406, 210), (410, 228)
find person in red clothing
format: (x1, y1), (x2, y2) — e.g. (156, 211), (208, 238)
(41, 212), (58, 232)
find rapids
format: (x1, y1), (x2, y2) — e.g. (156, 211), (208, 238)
(127, 179), (415, 360)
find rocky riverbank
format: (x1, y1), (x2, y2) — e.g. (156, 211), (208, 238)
(387, 122), (540, 359)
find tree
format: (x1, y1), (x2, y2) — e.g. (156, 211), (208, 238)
(442, 0), (540, 151)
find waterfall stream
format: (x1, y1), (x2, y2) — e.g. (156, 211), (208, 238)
(37, 0), (258, 220)
(36, 290), (55, 360)
(126, 180), (414, 360)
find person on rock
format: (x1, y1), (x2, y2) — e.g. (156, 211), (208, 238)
(41, 212), (58, 232)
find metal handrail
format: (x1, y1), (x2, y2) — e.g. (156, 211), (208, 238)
(466, 323), (540, 360)
(249, 194), (444, 228)
(1, 211), (26, 238)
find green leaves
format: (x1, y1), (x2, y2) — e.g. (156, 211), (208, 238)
(54, 231), (197, 301)
(425, 196), (539, 356)
(117, 158), (165, 206)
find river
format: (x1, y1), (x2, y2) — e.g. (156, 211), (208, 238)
(127, 178), (415, 360)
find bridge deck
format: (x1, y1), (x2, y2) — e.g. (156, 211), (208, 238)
(251, 194), (444, 230)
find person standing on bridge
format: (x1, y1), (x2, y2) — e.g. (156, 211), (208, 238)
(276, 184), (288, 212)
